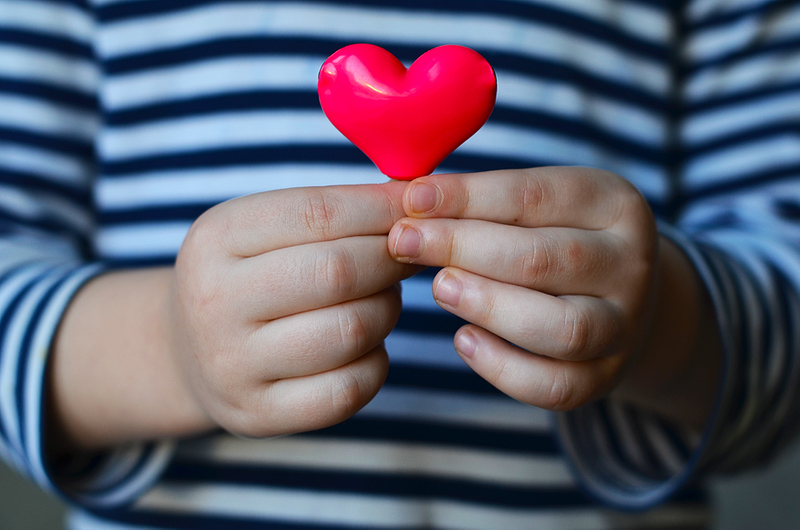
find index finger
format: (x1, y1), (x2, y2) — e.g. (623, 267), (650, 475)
(402, 167), (635, 230)
(198, 180), (409, 257)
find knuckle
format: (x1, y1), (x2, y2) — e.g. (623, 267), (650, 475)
(452, 180), (472, 218)
(520, 237), (553, 285)
(336, 303), (370, 354)
(520, 236), (592, 288)
(327, 348), (387, 422)
(562, 304), (592, 360)
(444, 230), (459, 264)
(562, 239), (586, 271)
(316, 246), (358, 300)
(517, 173), (546, 224)
(479, 288), (500, 330)
(184, 205), (236, 256)
(301, 190), (339, 239)
(542, 371), (582, 411)
(329, 369), (365, 421)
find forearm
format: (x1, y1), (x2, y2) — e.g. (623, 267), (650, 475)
(612, 235), (722, 431)
(47, 267), (214, 455)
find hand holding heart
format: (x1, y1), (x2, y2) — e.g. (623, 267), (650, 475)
(166, 45), (711, 434)
(168, 183), (418, 437)
(316, 46), (718, 424)
(388, 167), (664, 411)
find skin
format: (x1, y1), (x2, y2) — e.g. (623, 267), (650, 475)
(387, 167), (722, 429)
(48, 182), (419, 451)
(47, 167), (721, 457)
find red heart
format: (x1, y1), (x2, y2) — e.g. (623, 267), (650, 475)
(318, 44), (497, 180)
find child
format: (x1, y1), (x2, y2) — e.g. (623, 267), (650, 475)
(2, 0), (799, 528)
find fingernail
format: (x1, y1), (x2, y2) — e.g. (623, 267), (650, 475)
(393, 225), (421, 258)
(455, 329), (477, 359)
(434, 273), (462, 307)
(409, 182), (439, 214)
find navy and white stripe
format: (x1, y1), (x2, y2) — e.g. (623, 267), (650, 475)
(0, 0), (175, 509)
(2, 0), (799, 528)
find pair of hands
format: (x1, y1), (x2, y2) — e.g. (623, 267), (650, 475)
(170, 166), (670, 439)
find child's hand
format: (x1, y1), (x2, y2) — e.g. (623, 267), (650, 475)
(388, 168), (661, 411)
(170, 182), (417, 437)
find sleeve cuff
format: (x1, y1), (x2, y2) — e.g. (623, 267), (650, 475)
(0, 262), (175, 508)
(49, 439), (176, 508)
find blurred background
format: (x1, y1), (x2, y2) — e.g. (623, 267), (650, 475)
(3, 441), (800, 529)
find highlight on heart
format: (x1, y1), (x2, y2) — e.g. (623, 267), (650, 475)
(318, 44), (497, 180)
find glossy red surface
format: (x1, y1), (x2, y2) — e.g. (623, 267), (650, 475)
(318, 44), (497, 179)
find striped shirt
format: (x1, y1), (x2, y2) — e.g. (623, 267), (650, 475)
(2, 0), (800, 528)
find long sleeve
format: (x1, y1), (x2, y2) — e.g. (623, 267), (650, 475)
(557, 0), (800, 509)
(0, 0), (173, 509)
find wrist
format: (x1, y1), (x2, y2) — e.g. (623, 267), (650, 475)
(48, 267), (214, 454)
(612, 235), (722, 431)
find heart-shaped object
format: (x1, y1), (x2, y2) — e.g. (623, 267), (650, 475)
(318, 44), (496, 180)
